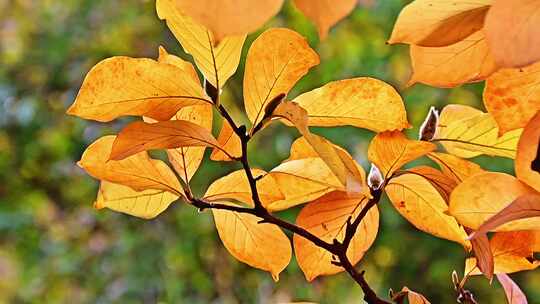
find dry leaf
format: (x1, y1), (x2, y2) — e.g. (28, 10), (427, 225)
(449, 172), (537, 231)
(516, 111), (540, 192)
(212, 202), (291, 281)
(293, 0), (356, 39)
(401, 287), (431, 304)
(469, 231), (494, 280)
(484, 0), (540, 68)
(110, 120), (220, 161)
(483, 61), (540, 134)
(367, 131), (436, 179)
(243, 28), (319, 128)
(389, 0), (491, 47)
(496, 273), (528, 304)
(428, 152), (484, 183)
(156, 0), (245, 88)
(292, 78), (410, 132)
(94, 181), (178, 219)
(78, 136), (182, 195)
(172, 0), (283, 43)
(293, 191), (378, 281)
(67, 57), (208, 122)
(210, 120), (242, 161)
(386, 173), (470, 247)
(408, 30), (498, 88)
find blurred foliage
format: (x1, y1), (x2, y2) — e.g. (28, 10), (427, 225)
(0, 0), (535, 303)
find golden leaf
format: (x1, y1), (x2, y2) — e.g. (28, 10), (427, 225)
(293, 0), (356, 39)
(210, 120), (242, 161)
(293, 191), (378, 281)
(427, 152), (484, 183)
(403, 166), (458, 202)
(292, 78), (410, 132)
(400, 287), (431, 304)
(66, 57), (208, 122)
(157, 46), (200, 84)
(516, 111), (540, 192)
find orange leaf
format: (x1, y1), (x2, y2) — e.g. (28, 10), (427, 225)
(483, 61), (540, 134)
(496, 273), (528, 304)
(293, 191), (378, 281)
(78, 136), (182, 195)
(403, 166), (458, 202)
(293, 0), (356, 39)
(292, 78), (410, 132)
(243, 28), (319, 128)
(400, 287), (431, 304)
(212, 202), (291, 281)
(469, 231), (494, 280)
(428, 152), (484, 183)
(367, 131), (436, 179)
(408, 31), (498, 88)
(484, 0), (540, 68)
(157, 46), (200, 84)
(516, 111), (540, 192)
(389, 0), (491, 47)
(110, 120), (220, 161)
(66, 57), (208, 122)
(210, 120), (242, 161)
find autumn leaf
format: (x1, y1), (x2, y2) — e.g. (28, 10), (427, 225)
(400, 287), (431, 304)
(204, 169), (283, 207)
(389, 0), (491, 47)
(367, 131), (435, 179)
(212, 202), (291, 281)
(171, 0), (283, 43)
(465, 231), (540, 275)
(401, 166), (458, 202)
(483, 61), (540, 134)
(516, 111), (540, 193)
(293, 0), (356, 39)
(78, 136), (182, 195)
(427, 152), (484, 183)
(469, 231), (494, 280)
(156, 0), (245, 88)
(496, 273), (528, 304)
(157, 46), (200, 84)
(109, 120), (222, 161)
(449, 172), (538, 231)
(484, 0), (540, 68)
(94, 181), (179, 219)
(66, 57), (209, 122)
(385, 173), (470, 248)
(408, 30), (498, 88)
(434, 104), (521, 159)
(210, 120), (242, 161)
(243, 28), (319, 128)
(292, 78), (410, 132)
(293, 191), (378, 281)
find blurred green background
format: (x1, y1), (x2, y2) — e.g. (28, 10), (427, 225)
(1, 0), (537, 303)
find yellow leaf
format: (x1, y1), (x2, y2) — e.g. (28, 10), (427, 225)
(483, 61), (540, 134)
(109, 120), (220, 161)
(408, 31), (498, 88)
(204, 169), (283, 207)
(434, 104), (522, 159)
(388, 0), (491, 47)
(516, 111), (540, 192)
(449, 172), (538, 231)
(157, 46), (200, 84)
(484, 0), (540, 68)
(171, 0), (283, 43)
(427, 152), (484, 183)
(243, 28), (319, 128)
(66, 57), (209, 122)
(400, 287), (431, 304)
(293, 0), (356, 39)
(210, 120), (242, 161)
(94, 181), (178, 219)
(292, 78), (410, 132)
(156, 0), (246, 88)
(212, 202), (291, 281)
(465, 231), (540, 275)
(293, 191), (378, 281)
(403, 166), (458, 202)
(386, 173), (470, 248)
(367, 131), (435, 179)
(78, 136), (182, 195)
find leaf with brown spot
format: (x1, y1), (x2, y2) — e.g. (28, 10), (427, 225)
(516, 112), (540, 192)
(293, 0), (356, 39)
(293, 191), (378, 281)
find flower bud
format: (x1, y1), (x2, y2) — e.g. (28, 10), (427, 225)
(418, 106), (439, 141)
(367, 163), (384, 190)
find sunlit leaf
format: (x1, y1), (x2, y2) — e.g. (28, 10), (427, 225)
(483, 61), (540, 134)
(386, 173), (470, 247)
(78, 136), (182, 195)
(292, 78), (410, 132)
(402, 166), (457, 202)
(293, 191), (378, 281)
(293, 0), (356, 39)
(428, 152), (484, 183)
(484, 0), (540, 68)
(66, 57), (208, 122)
(210, 120), (242, 161)
(400, 287), (431, 304)
(516, 112), (540, 192)
(389, 0), (491, 47)
(469, 231), (494, 280)
(497, 273), (529, 304)
(156, 0), (246, 88)
(243, 28), (319, 128)
(157, 45), (200, 84)
(94, 181), (179, 219)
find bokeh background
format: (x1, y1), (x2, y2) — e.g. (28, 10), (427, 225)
(1, 0), (537, 303)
